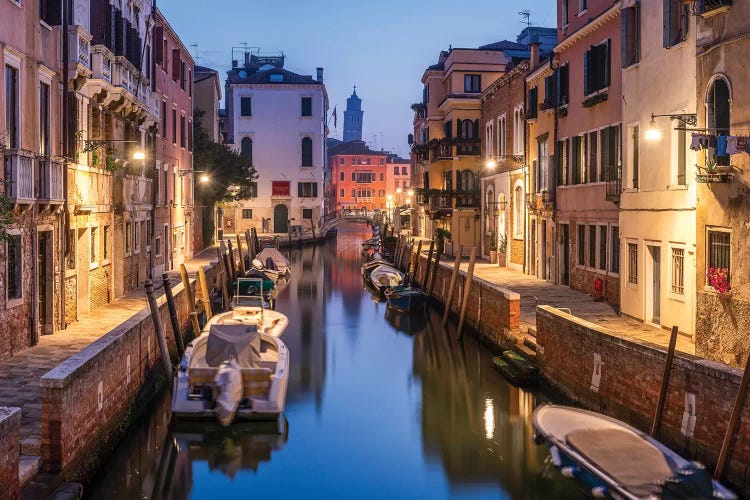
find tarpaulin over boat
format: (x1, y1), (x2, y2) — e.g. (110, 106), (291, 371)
(206, 324), (261, 368)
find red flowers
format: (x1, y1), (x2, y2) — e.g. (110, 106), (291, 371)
(707, 267), (731, 294)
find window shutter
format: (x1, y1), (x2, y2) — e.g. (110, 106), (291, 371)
(663, 0), (671, 47)
(635, 1), (641, 62)
(473, 119), (480, 139)
(313, 183), (318, 198)
(172, 49), (180, 81)
(583, 50), (590, 95)
(154, 27), (163, 65)
(444, 121), (452, 139)
(604, 39), (611, 87)
(621, 10), (629, 68)
(298, 183), (303, 197)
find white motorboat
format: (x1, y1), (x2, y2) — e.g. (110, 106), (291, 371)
(172, 318), (289, 425)
(367, 264), (404, 294)
(252, 258), (281, 281)
(532, 404), (736, 499)
(256, 247), (291, 278)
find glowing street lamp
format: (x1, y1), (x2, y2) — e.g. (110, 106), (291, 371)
(486, 159), (497, 170)
(132, 149), (146, 160)
(199, 174), (210, 183)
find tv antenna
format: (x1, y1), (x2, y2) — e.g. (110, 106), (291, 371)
(519, 10), (533, 29)
(189, 42), (200, 62)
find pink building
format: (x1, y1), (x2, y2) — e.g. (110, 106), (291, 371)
(385, 154), (411, 197)
(153, 8), (195, 275)
(554, 0), (622, 303)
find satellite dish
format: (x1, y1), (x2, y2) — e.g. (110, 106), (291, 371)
(239, 70), (248, 78)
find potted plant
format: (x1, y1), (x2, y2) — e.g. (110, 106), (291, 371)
(435, 227), (450, 255)
(497, 233), (508, 267)
(707, 266), (731, 295)
(488, 230), (497, 264)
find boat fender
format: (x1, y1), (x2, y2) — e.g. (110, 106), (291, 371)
(549, 445), (562, 467)
(560, 466), (578, 478)
(591, 486), (608, 497)
(533, 432), (546, 445)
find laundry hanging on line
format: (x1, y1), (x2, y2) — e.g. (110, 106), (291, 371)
(690, 132), (750, 155)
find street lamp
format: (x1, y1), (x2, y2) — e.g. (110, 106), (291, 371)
(646, 112), (697, 141)
(486, 159), (497, 170)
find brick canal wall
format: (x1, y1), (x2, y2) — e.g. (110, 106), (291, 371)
(39, 260), (222, 477)
(536, 305), (750, 493)
(0, 407), (21, 500)
(414, 253), (520, 338)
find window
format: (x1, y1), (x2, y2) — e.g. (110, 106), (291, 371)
(171, 108), (177, 144)
(677, 127), (687, 186)
(513, 107), (524, 155)
(155, 237), (161, 257)
(90, 227), (98, 264)
(599, 225), (607, 271)
(671, 247), (684, 295)
(134, 221), (141, 252)
(351, 172), (355, 181)
(664, 0), (689, 48)
(40, 0), (62, 25)
(631, 125), (640, 188)
(380, 159), (384, 165)
(498, 116), (507, 155)
(40, 82), (50, 155)
(622, 0), (640, 67)
(351, 189), (355, 197)
(557, 64), (569, 106)
(179, 60), (186, 90)
(527, 87), (538, 119)
(584, 40), (611, 95)
(5, 65), (19, 148)
(393, 166), (399, 175)
(180, 115), (186, 147)
(544, 74), (557, 108)
(339, 158), (344, 165)
(161, 100), (167, 138)
(579, 0), (587, 12)
(66, 229), (75, 270)
(269, 73), (284, 83)
(241, 137), (253, 165)
(402, 166), (407, 175)
(578, 224), (586, 265)
(707, 77), (731, 166)
(301, 137), (313, 166)
(628, 243), (638, 284)
(588, 130), (598, 182)
(464, 74), (481, 93)
(611, 226), (620, 274)
(572, 135), (587, 184)
(171, 49), (180, 81)
(242, 209), (253, 219)
(707, 229), (731, 282)
(588, 225), (596, 267)
(249, 182), (257, 198)
(513, 185), (524, 239)
(240, 96), (252, 117)
(301, 97), (312, 117)
(557, 139), (569, 186)
(537, 136), (549, 192)
(379, 173), (384, 181)
(298, 182), (318, 198)
(6, 234), (22, 300)
(562, 0), (569, 25)
(337, 171), (343, 181)
(340, 188), (344, 197)
(302, 209), (313, 220)
(423, 84), (429, 104)
(103, 225), (110, 260)
(187, 120), (192, 150)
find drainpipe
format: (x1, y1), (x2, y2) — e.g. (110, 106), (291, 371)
(149, 0), (157, 278)
(60, 0), (72, 330)
(552, 56), (560, 285)
(522, 62), (528, 274)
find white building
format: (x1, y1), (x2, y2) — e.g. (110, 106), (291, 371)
(225, 54), (328, 234)
(619, 0), (697, 336)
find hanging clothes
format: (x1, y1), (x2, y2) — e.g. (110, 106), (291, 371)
(726, 136), (739, 155)
(716, 135), (728, 157)
(690, 133), (702, 151)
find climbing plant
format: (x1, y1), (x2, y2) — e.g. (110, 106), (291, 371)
(0, 191), (14, 242)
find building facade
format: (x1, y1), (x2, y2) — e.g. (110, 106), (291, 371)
(153, 9), (194, 276)
(328, 141), (388, 212)
(342, 87), (363, 143)
(386, 154), (411, 195)
(225, 54), (327, 235)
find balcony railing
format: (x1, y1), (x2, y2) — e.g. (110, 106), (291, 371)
(605, 164), (622, 203)
(542, 189), (555, 206)
(415, 192), (429, 205)
(454, 190), (480, 208)
(697, 0), (731, 16)
(431, 142), (452, 162)
(429, 192), (452, 211)
(37, 156), (65, 202)
(4, 149), (35, 203)
(455, 142), (481, 156)
(68, 26), (92, 79)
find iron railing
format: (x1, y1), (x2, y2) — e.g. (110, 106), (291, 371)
(605, 164), (622, 203)
(4, 149), (35, 203)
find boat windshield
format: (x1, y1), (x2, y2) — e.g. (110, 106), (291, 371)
(234, 278), (265, 309)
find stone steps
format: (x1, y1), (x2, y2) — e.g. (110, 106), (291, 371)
(19, 455), (40, 488)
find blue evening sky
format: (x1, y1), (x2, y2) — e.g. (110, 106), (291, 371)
(157, 0), (556, 157)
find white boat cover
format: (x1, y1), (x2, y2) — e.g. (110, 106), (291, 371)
(206, 324), (261, 368)
(370, 265), (403, 287)
(214, 360), (243, 426)
(257, 248), (291, 270)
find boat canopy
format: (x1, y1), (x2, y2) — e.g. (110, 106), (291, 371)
(257, 248), (291, 268)
(206, 324), (261, 368)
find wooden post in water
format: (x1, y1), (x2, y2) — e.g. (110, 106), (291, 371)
(422, 240), (435, 289)
(310, 218), (316, 240)
(442, 244), (464, 327)
(394, 236), (402, 265)
(179, 264), (201, 338)
(456, 247), (477, 340)
(144, 279), (174, 380)
(412, 240), (423, 283)
(227, 240), (238, 282)
(197, 266), (213, 320)
(715, 344), (750, 480)
(651, 326), (678, 439)
(428, 245), (443, 298)
(162, 273), (184, 358)
(215, 247), (230, 309)
(236, 234), (246, 275)
(404, 241), (413, 273)
(253, 227), (261, 254)
(275, 235), (280, 250)
(245, 230), (254, 261)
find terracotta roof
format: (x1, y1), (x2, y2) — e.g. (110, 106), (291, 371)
(226, 67), (321, 85)
(328, 141), (388, 157)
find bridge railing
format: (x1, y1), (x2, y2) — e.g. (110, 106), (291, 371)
(320, 209), (386, 227)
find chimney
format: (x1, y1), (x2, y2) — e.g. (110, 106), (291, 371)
(244, 51), (251, 68)
(232, 59), (238, 68)
(316, 67), (324, 83)
(529, 41), (540, 69)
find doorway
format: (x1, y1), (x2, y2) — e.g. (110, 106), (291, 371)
(541, 222), (547, 280)
(649, 246), (661, 324)
(36, 230), (53, 341)
(529, 221), (537, 276)
(274, 204), (289, 234)
(560, 224), (570, 286)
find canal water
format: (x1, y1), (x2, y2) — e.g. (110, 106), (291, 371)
(85, 224), (584, 499)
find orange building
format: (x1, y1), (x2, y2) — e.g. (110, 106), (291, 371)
(328, 141), (388, 212)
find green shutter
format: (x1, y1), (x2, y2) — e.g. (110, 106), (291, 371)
(583, 50), (590, 95)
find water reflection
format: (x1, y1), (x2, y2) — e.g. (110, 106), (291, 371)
(86, 223), (582, 499)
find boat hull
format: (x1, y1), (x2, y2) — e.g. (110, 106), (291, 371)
(384, 288), (427, 313)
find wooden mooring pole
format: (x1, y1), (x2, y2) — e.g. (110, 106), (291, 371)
(179, 264), (201, 338)
(715, 343), (750, 479)
(651, 326), (679, 439)
(236, 234), (246, 275)
(441, 244), (463, 327)
(422, 240), (435, 289)
(215, 247), (230, 309)
(394, 236), (403, 265)
(161, 273), (184, 358)
(144, 279), (173, 380)
(412, 240), (423, 282)
(245, 230), (255, 261)
(227, 240), (238, 282)
(456, 247), (477, 340)
(197, 266), (213, 320)
(428, 245), (443, 298)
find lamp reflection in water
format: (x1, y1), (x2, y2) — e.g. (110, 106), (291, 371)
(484, 398), (495, 440)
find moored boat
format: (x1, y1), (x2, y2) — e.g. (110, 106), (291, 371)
(251, 258), (281, 281)
(532, 404), (736, 499)
(256, 247), (292, 278)
(367, 264), (404, 294)
(384, 286), (427, 313)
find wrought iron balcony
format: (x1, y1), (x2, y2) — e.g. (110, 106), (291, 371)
(696, 0), (731, 17)
(36, 156), (65, 203)
(429, 191), (453, 211)
(415, 192), (429, 205)
(542, 189), (555, 206)
(431, 141), (452, 162)
(605, 164), (622, 203)
(455, 141), (481, 156)
(696, 165), (732, 183)
(454, 190), (480, 208)
(4, 149), (35, 204)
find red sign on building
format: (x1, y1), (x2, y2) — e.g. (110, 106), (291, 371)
(272, 181), (290, 196)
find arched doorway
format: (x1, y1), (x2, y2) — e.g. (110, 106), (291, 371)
(274, 204), (289, 234)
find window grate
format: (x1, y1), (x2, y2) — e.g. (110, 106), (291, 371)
(671, 248), (684, 294)
(628, 243), (638, 284)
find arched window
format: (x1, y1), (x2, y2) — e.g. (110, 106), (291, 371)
(707, 76), (731, 166)
(514, 183), (524, 239)
(498, 193), (507, 238)
(458, 170), (478, 191)
(485, 187), (495, 234)
(240, 137), (252, 165)
(301, 137), (313, 167)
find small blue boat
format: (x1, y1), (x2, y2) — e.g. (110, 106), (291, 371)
(532, 404), (736, 499)
(384, 286), (427, 313)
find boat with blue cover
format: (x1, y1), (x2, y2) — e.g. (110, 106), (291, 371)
(384, 285), (427, 313)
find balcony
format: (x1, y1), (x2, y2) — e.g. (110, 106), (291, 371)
(431, 141), (452, 162)
(696, 165), (732, 183)
(605, 164), (622, 203)
(67, 26), (93, 82)
(455, 141), (481, 156)
(697, 0), (731, 17)
(415, 192), (429, 205)
(429, 191), (452, 211)
(542, 189), (555, 207)
(4, 149), (35, 204)
(36, 156), (65, 203)
(454, 190), (480, 208)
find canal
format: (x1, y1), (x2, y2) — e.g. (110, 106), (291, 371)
(85, 224), (584, 499)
